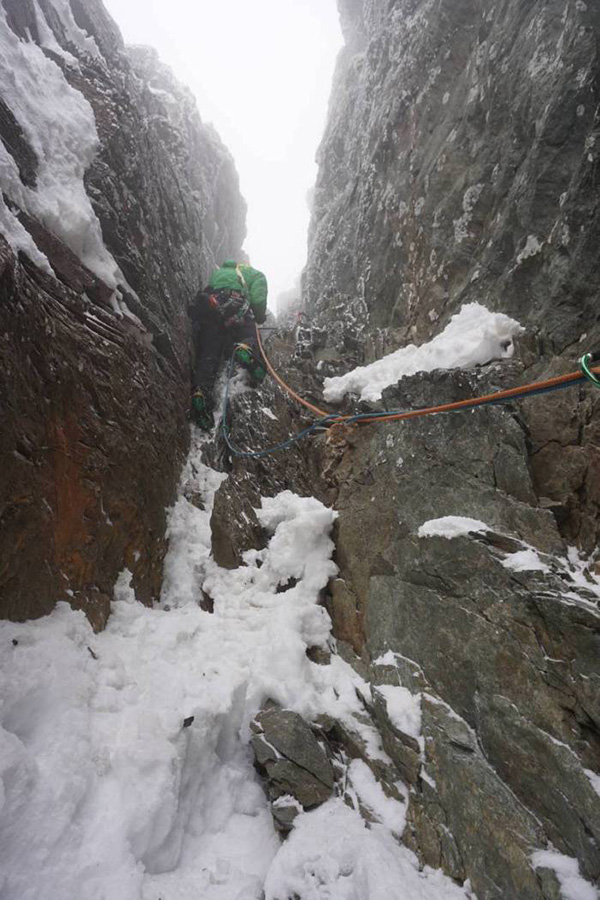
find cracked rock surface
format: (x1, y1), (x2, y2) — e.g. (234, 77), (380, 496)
(250, 706), (334, 830)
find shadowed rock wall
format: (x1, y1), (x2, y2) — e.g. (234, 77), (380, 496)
(0, 0), (245, 626)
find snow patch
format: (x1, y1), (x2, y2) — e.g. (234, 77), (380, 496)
(531, 850), (597, 900)
(348, 759), (407, 834)
(584, 769), (600, 798)
(42, 0), (101, 57)
(263, 799), (471, 900)
(0, 434), (476, 900)
(501, 549), (550, 573)
(113, 568), (136, 603)
(0, 6), (121, 285)
(418, 516), (490, 539)
(374, 649), (399, 666)
(323, 303), (524, 402)
(0, 194), (54, 273)
(516, 234), (543, 265)
(376, 684), (422, 742)
(33, 0), (78, 65)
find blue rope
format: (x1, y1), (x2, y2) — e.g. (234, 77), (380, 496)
(220, 354), (337, 459)
(220, 354), (589, 459)
(341, 375), (587, 423)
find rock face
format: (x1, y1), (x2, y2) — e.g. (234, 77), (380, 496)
(293, 0), (600, 896)
(206, 335), (599, 897)
(0, 0), (245, 625)
(251, 706), (335, 831)
(324, 365), (600, 897)
(305, 0), (600, 356)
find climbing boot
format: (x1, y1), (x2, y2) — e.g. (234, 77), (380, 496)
(191, 388), (213, 431)
(234, 343), (267, 387)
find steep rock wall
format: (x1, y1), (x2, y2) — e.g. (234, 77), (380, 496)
(0, 0), (245, 626)
(298, 0), (600, 896)
(305, 0), (600, 353)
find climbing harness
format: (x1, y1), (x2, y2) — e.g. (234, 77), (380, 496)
(208, 289), (250, 328)
(219, 327), (600, 458)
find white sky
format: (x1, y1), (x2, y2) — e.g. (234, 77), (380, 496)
(102, 0), (343, 306)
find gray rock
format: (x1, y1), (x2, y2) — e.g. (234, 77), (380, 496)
(271, 798), (302, 834)
(370, 686), (421, 786)
(251, 707), (334, 811)
(409, 695), (555, 899)
(322, 367), (599, 894)
(306, 0), (600, 357)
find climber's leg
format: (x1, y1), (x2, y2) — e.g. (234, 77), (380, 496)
(230, 319), (267, 386)
(192, 305), (225, 429)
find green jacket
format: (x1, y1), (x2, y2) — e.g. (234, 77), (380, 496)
(208, 260), (268, 324)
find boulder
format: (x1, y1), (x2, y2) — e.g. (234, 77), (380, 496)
(250, 707), (334, 821)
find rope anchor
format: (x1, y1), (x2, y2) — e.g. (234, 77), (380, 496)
(580, 352), (600, 388)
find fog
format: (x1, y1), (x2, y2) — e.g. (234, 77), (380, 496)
(102, 0), (343, 307)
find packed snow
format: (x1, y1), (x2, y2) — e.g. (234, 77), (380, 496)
(375, 685), (422, 744)
(418, 518), (600, 615)
(0, 432), (475, 900)
(0, 2), (121, 285)
(347, 759), (407, 835)
(417, 516), (490, 539)
(501, 548), (550, 573)
(322, 303), (524, 402)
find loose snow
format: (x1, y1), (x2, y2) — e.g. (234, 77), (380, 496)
(263, 799), (471, 900)
(322, 303), (524, 403)
(0, 3), (121, 285)
(0, 432), (474, 900)
(418, 516), (490, 539)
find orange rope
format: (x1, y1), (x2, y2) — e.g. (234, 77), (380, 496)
(255, 325), (329, 418)
(350, 367), (599, 425)
(255, 326), (600, 427)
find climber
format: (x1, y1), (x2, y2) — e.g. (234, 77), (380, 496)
(190, 260), (268, 430)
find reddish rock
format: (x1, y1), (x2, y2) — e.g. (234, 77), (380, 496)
(0, 1), (245, 625)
